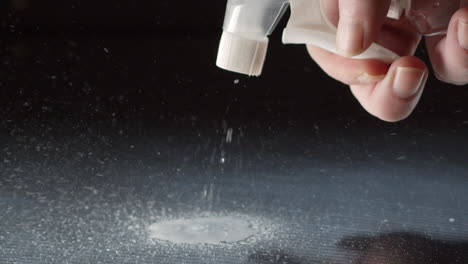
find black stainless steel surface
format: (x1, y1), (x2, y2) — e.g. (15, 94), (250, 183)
(1, 1), (468, 263)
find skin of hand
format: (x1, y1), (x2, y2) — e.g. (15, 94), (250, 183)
(307, 0), (468, 122)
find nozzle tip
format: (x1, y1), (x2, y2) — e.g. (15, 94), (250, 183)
(216, 31), (268, 76)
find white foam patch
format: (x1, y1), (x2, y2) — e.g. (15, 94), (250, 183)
(148, 215), (257, 245)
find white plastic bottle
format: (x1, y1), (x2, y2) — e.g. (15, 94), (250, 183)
(216, 0), (468, 76)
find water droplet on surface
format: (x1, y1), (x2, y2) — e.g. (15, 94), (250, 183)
(148, 216), (257, 244)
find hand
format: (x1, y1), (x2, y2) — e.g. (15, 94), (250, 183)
(307, 0), (468, 122)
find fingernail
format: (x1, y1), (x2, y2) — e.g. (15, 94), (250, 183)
(357, 73), (385, 84)
(458, 20), (468, 50)
(337, 18), (365, 57)
(393, 67), (426, 99)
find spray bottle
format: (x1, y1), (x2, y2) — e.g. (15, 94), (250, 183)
(216, 0), (468, 76)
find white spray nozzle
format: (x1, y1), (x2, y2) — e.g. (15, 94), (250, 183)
(216, 32), (268, 76)
(216, 0), (289, 76)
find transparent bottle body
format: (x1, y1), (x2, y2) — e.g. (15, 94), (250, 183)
(400, 0), (466, 35)
(222, 0), (289, 39)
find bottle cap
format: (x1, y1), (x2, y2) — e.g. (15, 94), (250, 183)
(216, 31), (268, 76)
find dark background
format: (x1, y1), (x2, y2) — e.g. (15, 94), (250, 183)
(1, 1), (468, 263)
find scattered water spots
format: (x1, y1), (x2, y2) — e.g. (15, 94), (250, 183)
(396, 156), (406, 161)
(449, 218), (455, 223)
(83, 186), (99, 195)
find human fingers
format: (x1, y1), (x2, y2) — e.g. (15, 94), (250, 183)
(306, 24), (420, 86)
(307, 44), (389, 85)
(350, 56), (428, 122)
(425, 7), (468, 85)
(336, 0), (392, 57)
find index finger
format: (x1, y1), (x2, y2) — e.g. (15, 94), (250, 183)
(335, 0), (392, 57)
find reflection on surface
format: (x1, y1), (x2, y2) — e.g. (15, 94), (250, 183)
(248, 232), (468, 264)
(339, 232), (468, 264)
